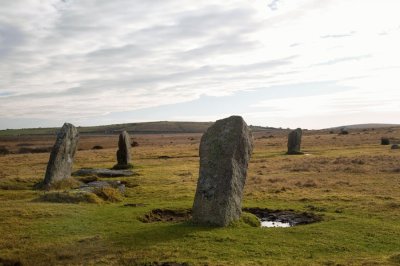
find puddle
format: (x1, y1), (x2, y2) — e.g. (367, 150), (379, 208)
(140, 208), (322, 227)
(244, 207), (322, 228)
(261, 220), (292, 228)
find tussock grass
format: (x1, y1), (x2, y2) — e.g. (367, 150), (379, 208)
(36, 191), (102, 204)
(0, 128), (399, 265)
(237, 212), (261, 227)
(389, 253), (400, 264)
(92, 187), (122, 202)
(34, 177), (82, 190)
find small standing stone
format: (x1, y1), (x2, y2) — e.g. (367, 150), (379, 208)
(287, 128), (303, 155)
(113, 131), (132, 169)
(192, 116), (254, 227)
(43, 123), (79, 186)
(381, 137), (390, 145)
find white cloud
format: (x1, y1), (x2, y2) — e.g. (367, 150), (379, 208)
(0, 0), (399, 128)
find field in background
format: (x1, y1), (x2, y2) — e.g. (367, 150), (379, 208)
(0, 126), (399, 265)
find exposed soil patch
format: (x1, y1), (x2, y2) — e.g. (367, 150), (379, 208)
(0, 146), (10, 155)
(157, 156), (172, 159)
(139, 209), (192, 223)
(156, 155), (198, 160)
(123, 203), (146, 207)
(123, 261), (188, 266)
(0, 257), (22, 266)
(140, 262), (189, 266)
(243, 207), (322, 226)
(140, 208), (322, 226)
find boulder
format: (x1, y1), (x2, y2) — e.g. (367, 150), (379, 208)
(192, 116), (253, 226)
(287, 128), (303, 155)
(72, 168), (134, 177)
(79, 180), (125, 195)
(391, 144), (399, 150)
(43, 123), (79, 186)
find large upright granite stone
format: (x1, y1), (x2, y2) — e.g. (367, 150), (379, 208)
(287, 128), (303, 155)
(192, 116), (254, 226)
(113, 131), (132, 169)
(43, 123), (79, 185)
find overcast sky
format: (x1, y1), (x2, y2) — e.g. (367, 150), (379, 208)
(1, 0), (399, 130)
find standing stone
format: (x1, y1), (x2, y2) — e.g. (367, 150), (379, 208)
(43, 123), (79, 186)
(113, 131), (132, 169)
(287, 128), (303, 155)
(192, 116), (254, 226)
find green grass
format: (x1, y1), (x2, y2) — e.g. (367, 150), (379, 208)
(0, 132), (399, 265)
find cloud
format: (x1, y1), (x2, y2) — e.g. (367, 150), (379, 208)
(321, 32), (355, 39)
(0, 0), (399, 129)
(268, 0), (280, 11)
(313, 55), (372, 66)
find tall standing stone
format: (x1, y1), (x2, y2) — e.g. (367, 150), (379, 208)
(43, 123), (79, 186)
(114, 131), (132, 169)
(192, 116), (254, 226)
(287, 128), (303, 155)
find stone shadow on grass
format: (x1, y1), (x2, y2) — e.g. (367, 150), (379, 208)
(110, 220), (215, 250)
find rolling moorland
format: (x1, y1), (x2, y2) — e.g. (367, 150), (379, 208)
(0, 122), (399, 265)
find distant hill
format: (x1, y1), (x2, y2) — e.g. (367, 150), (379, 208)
(328, 123), (400, 130)
(0, 121), (275, 136)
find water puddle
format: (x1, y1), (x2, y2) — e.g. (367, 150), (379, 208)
(244, 207), (322, 228)
(139, 208), (322, 228)
(260, 220), (292, 228)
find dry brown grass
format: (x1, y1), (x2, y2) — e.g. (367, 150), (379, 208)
(0, 126), (399, 265)
(92, 187), (123, 202)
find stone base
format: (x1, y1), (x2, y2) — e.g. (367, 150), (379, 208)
(286, 151), (304, 155)
(112, 163), (133, 170)
(72, 168), (134, 177)
(78, 180), (125, 195)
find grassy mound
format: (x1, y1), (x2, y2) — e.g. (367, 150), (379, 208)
(240, 212), (261, 227)
(37, 191), (102, 204)
(92, 187), (122, 202)
(34, 178), (82, 191)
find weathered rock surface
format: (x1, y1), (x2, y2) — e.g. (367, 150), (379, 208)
(72, 168), (134, 177)
(192, 116), (253, 226)
(43, 123), (79, 185)
(79, 180), (126, 195)
(287, 128), (303, 155)
(114, 131), (132, 169)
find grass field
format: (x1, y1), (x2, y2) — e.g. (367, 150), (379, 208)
(0, 127), (399, 265)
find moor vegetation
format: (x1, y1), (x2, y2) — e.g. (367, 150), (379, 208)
(0, 126), (399, 265)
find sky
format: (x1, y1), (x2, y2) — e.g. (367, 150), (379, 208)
(0, 0), (399, 130)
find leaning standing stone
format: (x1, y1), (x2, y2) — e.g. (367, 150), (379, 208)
(192, 116), (254, 226)
(43, 123), (79, 186)
(287, 128), (303, 155)
(113, 131), (132, 169)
